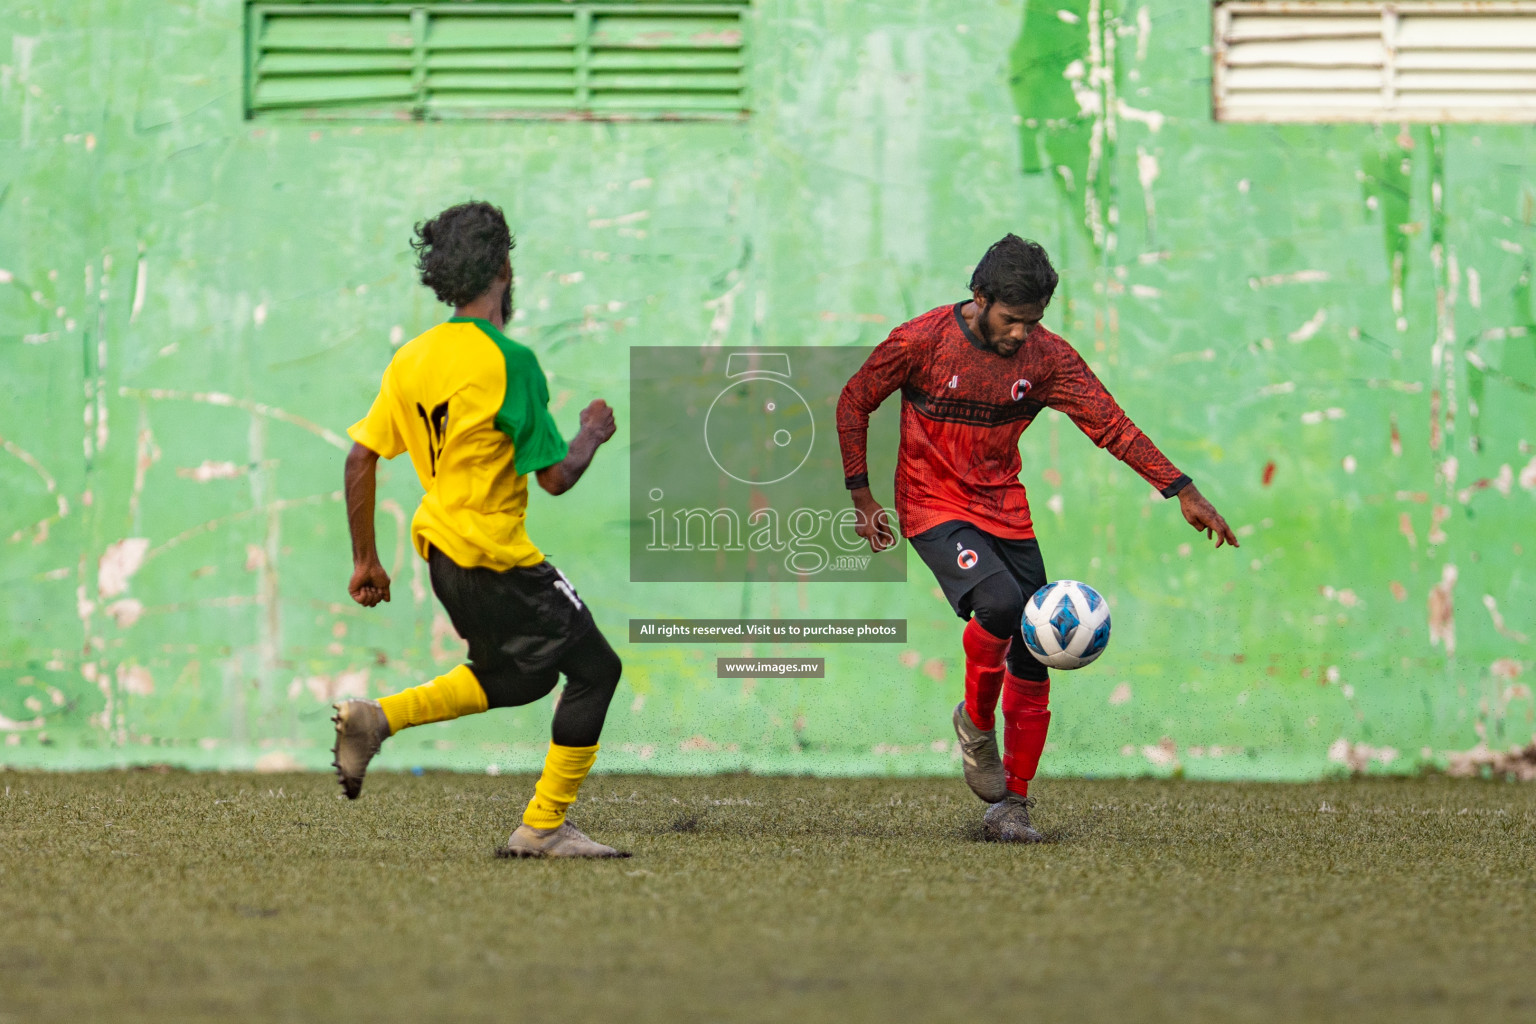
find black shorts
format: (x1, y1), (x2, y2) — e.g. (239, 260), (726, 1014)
(428, 547), (595, 688)
(909, 520), (1047, 620)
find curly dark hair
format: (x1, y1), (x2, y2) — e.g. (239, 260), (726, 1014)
(969, 234), (1058, 307)
(410, 201), (515, 308)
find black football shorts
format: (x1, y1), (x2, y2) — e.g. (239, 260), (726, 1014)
(428, 546), (595, 690)
(908, 519), (1048, 620)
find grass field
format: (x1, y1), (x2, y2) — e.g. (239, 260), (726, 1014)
(3, 771), (1534, 1023)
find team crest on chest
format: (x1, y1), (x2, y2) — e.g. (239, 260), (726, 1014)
(1011, 379), (1032, 401)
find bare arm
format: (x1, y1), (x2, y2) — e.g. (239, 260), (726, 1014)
(536, 399), (616, 496)
(344, 442), (391, 606)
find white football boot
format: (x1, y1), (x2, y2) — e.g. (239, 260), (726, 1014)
(497, 821), (630, 859)
(331, 699), (390, 800)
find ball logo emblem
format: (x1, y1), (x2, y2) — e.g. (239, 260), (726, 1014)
(1011, 379), (1032, 401)
(956, 548), (978, 570)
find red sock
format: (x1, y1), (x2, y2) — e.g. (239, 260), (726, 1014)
(962, 618), (1011, 731)
(1001, 672), (1051, 797)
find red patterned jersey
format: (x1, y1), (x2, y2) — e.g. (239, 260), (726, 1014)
(837, 303), (1190, 540)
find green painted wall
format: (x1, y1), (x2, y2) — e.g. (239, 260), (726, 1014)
(3, 0), (1534, 778)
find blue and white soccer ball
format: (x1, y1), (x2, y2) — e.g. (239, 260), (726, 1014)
(1022, 580), (1112, 670)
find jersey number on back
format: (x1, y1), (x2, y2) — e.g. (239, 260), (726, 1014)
(415, 400), (449, 476)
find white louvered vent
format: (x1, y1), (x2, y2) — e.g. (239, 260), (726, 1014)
(1214, 1), (1536, 122)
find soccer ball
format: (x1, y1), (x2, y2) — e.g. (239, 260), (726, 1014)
(1021, 580), (1112, 670)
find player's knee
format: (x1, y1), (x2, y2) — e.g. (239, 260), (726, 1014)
(969, 573), (1025, 640)
(589, 645), (623, 697)
(1006, 642), (1049, 683)
(473, 660), (557, 709)
(564, 642), (622, 703)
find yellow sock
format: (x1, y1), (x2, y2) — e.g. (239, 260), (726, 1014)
(522, 742), (600, 830)
(377, 664), (488, 735)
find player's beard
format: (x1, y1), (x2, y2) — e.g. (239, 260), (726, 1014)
(974, 301), (1019, 356)
(500, 282), (513, 326)
(974, 300), (998, 348)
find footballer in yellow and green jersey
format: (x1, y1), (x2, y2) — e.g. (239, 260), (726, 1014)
(347, 316), (568, 572)
(333, 200), (626, 858)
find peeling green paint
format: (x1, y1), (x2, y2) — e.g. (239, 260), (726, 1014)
(2, 0), (1535, 780)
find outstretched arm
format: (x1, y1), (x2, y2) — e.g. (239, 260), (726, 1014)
(536, 399), (616, 496)
(344, 442), (391, 606)
(1045, 346), (1237, 549)
(1044, 348), (1187, 494)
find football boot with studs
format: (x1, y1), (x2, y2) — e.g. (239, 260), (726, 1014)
(497, 821), (630, 859)
(984, 793), (1044, 843)
(952, 701), (1008, 803)
(331, 699), (390, 800)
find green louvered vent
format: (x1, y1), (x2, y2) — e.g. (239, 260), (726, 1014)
(246, 3), (749, 119)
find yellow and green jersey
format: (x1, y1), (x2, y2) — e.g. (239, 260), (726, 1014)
(348, 317), (568, 571)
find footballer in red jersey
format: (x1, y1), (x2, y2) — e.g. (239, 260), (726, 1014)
(837, 235), (1238, 842)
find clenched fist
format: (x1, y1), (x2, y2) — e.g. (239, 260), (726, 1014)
(581, 399), (617, 444)
(349, 560), (392, 607)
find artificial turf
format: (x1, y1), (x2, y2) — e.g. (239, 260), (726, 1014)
(2, 771), (1533, 1023)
